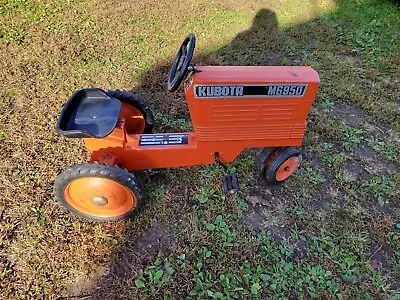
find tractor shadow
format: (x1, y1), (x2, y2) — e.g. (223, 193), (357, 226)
(76, 3), (399, 299)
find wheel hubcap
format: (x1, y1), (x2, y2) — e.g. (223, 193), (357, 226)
(91, 196), (108, 206)
(276, 156), (300, 181)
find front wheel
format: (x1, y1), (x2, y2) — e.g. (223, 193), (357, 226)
(53, 163), (145, 221)
(258, 147), (303, 185)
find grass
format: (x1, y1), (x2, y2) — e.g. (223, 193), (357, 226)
(0, 0), (400, 299)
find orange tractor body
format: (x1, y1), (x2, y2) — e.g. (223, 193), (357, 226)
(85, 66), (319, 170)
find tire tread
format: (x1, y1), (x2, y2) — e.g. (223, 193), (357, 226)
(53, 163), (145, 222)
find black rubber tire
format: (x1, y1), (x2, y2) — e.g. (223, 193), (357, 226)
(106, 90), (154, 133)
(53, 163), (145, 222)
(255, 147), (279, 173)
(264, 147), (303, 185)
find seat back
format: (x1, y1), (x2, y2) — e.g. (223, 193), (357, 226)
(56, 88), (121, 138)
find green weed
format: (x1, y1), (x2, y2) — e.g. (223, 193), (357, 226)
(299, 164), (327, 185)
(197, 165), (225, 184)
(367, 137), (398, 161)
(203, 215), (236, 247)
(340, 126), (364, 150)
(29, 207), (46, 224)
(194, 187), (217, 204)
(321, 98), (335, 111)
(323, 153), (347, 170)
(135, 257), (174, 291)
(76, 18), (94, 36)
(148, 186), (165, 203)
(0, 90), (16, 106)
(361, 176), (398, 206)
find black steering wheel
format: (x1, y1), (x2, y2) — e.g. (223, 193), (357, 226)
(168, 33), (196, 92)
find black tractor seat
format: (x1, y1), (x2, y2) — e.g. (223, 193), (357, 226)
(56, 88), (121, 138)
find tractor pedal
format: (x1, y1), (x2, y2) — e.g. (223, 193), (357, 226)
(223, 173), (240, 194)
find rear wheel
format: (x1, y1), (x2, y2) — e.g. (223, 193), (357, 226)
(259, 147), (303, 184)
(106, 90), (154, 134)
(53, 163), (145, 221)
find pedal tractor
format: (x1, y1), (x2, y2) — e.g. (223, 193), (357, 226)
(54, 34), (320, 221)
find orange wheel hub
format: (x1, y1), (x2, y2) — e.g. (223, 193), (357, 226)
(120, 103), (145, 134)
(64, 177), (136, 217)
(276, 157), (299, 181)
